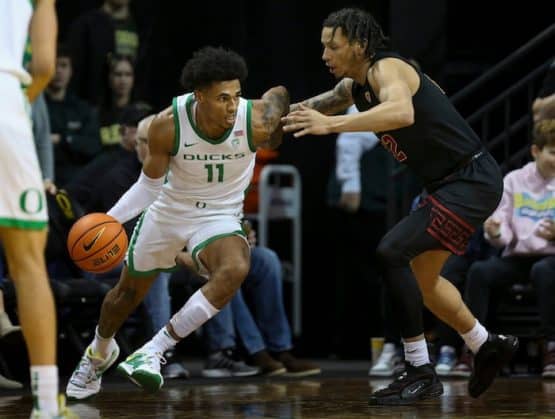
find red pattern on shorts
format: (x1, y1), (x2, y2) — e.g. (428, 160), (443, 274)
(424, 195), (475, 255)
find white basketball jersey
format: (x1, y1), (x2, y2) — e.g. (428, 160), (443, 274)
(0, 0), (33, 85)
(152, 93), (256, 219)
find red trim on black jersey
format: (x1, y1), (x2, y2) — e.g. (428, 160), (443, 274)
(423, 196), (475, 255)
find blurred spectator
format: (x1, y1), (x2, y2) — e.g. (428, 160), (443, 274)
(31, 93), (56, 194)
(67, 0), (140, 106)
(197, 226), (321, 378)
(533, 58), (555, 122)
(326, 105), (401, 361)
(45, 44), (101, 187)
(98, 54), (135, 152)
(64, 101), (149, 207)
(465, 119), (555, 378)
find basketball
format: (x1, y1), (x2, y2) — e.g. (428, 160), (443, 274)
(67, 213), (128, 274)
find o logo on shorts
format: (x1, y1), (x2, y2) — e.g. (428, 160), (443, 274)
(196, 201), (207, 209)
(55, 192), (75, 219)
(19, 188), (44, 214)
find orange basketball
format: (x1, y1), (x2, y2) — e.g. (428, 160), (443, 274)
(67, 213), (128, 274)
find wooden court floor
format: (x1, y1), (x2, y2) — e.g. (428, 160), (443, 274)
(2, 372), (555, 418)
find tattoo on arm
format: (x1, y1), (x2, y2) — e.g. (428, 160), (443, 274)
(299, 79), (352, 115)
(260, 86), (290, 149)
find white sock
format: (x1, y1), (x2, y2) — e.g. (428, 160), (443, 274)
(169, 290), (219, 339)
(91, 326), (116, 359)
(31, 365), (58, 415)
(461, 319), (488, 354)
(145, 326), (179, 354)
(403, 339), (430, 367)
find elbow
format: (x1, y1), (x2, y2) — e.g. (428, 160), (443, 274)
(396, 104), (414, 127)
(32, 61), (55, 85)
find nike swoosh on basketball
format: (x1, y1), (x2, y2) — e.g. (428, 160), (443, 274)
(83, 227), (105, 251)
(184, 142), (197, 147)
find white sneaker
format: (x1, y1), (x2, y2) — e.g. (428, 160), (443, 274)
(30, 395), (78, 418)
(117, 345), (166, 392)
(435, 345), (457, 376)
(66, 343), (120, 400)
(369, 343), (398, 377)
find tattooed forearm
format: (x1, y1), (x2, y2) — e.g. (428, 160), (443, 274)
(259, 86), (290, 149)
(293, 79), (352, 115)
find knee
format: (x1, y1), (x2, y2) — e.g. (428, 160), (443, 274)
(376, 236), (407, 269)
(215, 261), (250, 290)
(530, 259), (555, 286)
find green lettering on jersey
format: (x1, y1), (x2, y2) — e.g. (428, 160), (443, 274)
(19, 188), (44, 214)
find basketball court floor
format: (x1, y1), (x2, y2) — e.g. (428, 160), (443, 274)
(2, 360), (555, 418)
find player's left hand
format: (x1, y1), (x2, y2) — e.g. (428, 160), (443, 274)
(282, 104), (332, 137)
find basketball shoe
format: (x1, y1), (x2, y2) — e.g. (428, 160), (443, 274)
(31, 395), (78, 418)
(66, 343), (120, 400)
(468, 333), (519, 398)
(117, 345), (166, 392)
(368, 363), (443, 405)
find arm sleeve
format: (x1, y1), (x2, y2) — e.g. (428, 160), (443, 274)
(107, 171), (165, 224)
(335, 131), (379, 193)
(32, 93), (55, 181)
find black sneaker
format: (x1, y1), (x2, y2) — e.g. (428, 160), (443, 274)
(368, 363), (443, 405)
(201, 349), (260, 378)
(468, 333), (519, 398)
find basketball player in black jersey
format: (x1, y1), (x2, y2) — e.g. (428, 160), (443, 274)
(282, 7), (518, 405)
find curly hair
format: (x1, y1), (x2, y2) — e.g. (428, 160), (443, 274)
(323, 8), (389, 60)
(180, 46), (248, 91)
(533, 119), (555, 148)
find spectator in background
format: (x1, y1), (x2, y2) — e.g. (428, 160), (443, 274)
(0, 278), (23, 389)
(45, 44), (101, 187)
(326, 105), (402, 369)
(65, 101), (149, 206)
(533, 58), (555, 122)
(465, 119), (555, 378)
(197, 225), (321, 378)
(98, 54), (135, 153)
(32, 93), (56, 194)
(67, 0), (140, 107)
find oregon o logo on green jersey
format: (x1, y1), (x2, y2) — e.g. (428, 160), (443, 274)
(19, 188), (44, 214)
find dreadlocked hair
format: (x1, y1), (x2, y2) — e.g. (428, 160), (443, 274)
(180, 46), (248, 91)
(533, 119), (555, 149)
(323, 8), (389, 60)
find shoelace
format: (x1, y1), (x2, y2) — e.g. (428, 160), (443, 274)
(385, 370), (410, 390)
(144, 351), (167, 369)
(72, 355), (98, 384)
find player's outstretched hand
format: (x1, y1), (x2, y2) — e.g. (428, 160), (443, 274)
(282, 104), (331, 137)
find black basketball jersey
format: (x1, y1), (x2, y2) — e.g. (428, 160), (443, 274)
(352, 51), (483, 185)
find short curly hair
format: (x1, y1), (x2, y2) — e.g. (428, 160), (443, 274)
(323, 8), (389, 60)
(180, 46), (248, 91)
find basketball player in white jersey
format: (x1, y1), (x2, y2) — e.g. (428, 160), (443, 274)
(66, 46), (289, 397)
(0, 1), (75, 418)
